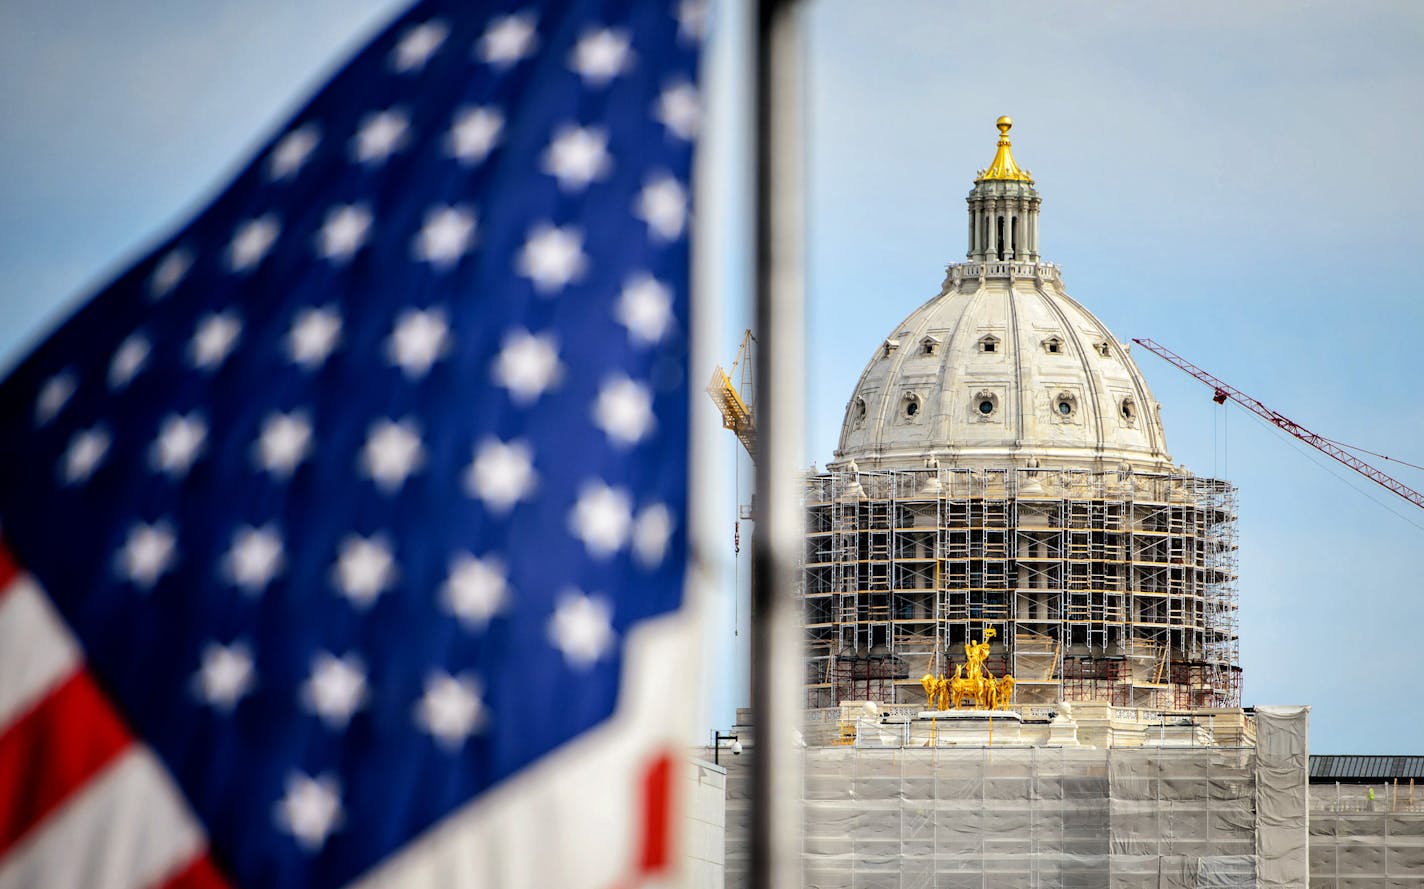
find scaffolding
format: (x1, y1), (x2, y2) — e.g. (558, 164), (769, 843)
(802, 465), (1241, 710)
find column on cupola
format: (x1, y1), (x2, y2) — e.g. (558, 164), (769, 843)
(1027, 199), (1040, 261)
(972, 197), (985, 260)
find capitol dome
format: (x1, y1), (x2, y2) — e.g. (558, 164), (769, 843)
(834, 118), (1172, 473)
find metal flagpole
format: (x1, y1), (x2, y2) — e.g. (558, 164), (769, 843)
(750, 1), (805, 888)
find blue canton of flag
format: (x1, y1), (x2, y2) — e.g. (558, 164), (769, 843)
(0, 1), (705, 887)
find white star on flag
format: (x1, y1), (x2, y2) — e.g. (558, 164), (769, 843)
(266, 124), (321, 181)
(151, 413), (208, 477)
(413, 205), (477, 270)
(415, 672), (487, 750)
(386, 308), (451, 378)
(60, 426), (110, 485)
(442, 552), (509, 630)
(332, 535), (397, 608)
(548, 591), (615, 669)
(635, 175), (688, 241)
(463, 438), (537, 513)
(254, 411), (313, 479)
(615, 274), (674, 344)
(632, 503), (675, 567)
(569, 28), (633, 86)
(301, 653), (369, 730)
(542, 126), (611, 191)
(492, 329), (562, 404)
(516, 224), (587, 293)
(108, 333), (150, 389)
(193, 640), (256, 711)
(569, 482), (633, 558)
(274, 773), (343, 852)
(317, 204), (373, 263)
(352, 109), (411, 165)
(654, 82), (701, 140)
(223, 525), (285, 595)
(360, 418), (425, 494)
(115, 520), (177, 588)
(593, 376), (655, 446)
(446, 106), (504, 164)
(478, 13), (538, 67)
(148, 247), (193, 299)
(34, 372), (75, 425)
(390, 20), (448, 73)
(189, 311), (243, 370)
(286, 306), (342, 369)
(227, 215), (281, 273)
(677, 0), (710, 43)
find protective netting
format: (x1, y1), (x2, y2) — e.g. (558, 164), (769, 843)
(722, 708), (1310, 888)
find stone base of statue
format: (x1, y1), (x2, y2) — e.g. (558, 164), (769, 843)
(918, 709), (1020, 721)
(914, 709), (1023, 746)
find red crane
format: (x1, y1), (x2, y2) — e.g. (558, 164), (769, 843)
(1132, 338), (1424, 512)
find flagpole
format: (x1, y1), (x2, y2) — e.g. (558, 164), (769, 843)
(750, 1), (805, 888)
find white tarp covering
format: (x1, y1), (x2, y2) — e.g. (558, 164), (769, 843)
(723, 708), (1314, 888)
(1254, 706), (1310, 887)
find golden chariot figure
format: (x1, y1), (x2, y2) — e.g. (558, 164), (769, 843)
(922, 627), (1015, 711)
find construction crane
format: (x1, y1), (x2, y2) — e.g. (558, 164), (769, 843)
(1133, 338), (1424, 512)
(706, 330), (757, 461)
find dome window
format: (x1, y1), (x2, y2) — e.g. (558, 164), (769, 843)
(851, 397), (868, 428)
(1120, 397), (1137, 425)
(972, 391), (999, 420)
(1093, 341), (1112, 358)
(1042, 336), (1063, 355)
(1054, 391), (1078, 421)
(978, 334), (1000, 354)
(883, 338), (900, 358)
(901, 392), (923, 420)
(920, 335), (941, 357)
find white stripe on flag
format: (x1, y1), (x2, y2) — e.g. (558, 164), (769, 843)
(0, 575), (82, 733)
(0, 747), (205, 889)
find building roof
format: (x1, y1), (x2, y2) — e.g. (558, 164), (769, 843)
(1310, 755), (1424, 783)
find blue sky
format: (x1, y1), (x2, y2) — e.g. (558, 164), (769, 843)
(2, 1), (1422, 753)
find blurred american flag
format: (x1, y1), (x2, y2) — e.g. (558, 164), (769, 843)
(0, 1), (704, 886)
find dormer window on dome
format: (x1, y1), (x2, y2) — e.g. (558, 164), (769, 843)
(883, 338), (900, 358)
(1042, 336), (1063, 355)
(1094, 341), (1112, 358)
(978, 334), (1000, 354)
(920, 335), (941, 356)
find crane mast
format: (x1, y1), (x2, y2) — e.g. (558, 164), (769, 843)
(1132, 338), (1424, 512)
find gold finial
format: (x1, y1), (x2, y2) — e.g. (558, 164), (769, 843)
(977, 115), (1034, 183)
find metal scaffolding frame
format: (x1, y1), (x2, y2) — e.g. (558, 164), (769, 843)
(802, 465), (1241, 711)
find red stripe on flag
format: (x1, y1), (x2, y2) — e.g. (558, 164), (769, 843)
(636, 752), (675, 874)
(0, 541), (19, 598)
(150, 852), (232, 889)
(0, 669), (133, 857)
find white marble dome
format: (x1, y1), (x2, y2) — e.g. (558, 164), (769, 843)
(833, 119), (1172, 473)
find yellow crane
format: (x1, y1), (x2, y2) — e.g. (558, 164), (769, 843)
(706, 330), (756, 461)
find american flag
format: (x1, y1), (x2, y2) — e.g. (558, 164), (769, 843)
(0, 1), (704, 887)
